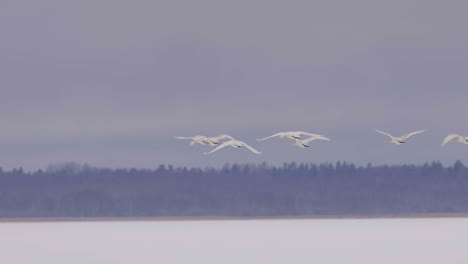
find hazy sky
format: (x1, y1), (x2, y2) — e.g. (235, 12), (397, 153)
(1, 0), (467, 170)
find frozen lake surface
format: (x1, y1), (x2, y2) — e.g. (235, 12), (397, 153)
(1, 217), (467, 263)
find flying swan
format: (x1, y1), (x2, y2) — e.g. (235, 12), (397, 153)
(294, 135), (331, 148)
(257, 131), (324, 141)
(174, 135), (212, 146)
(441, 134), (468, 146)
(375, 130), (425, 145)
(204, 139), (261, 154)
(174, 134), (234, 146)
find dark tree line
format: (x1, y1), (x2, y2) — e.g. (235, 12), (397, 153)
(0, 161), (467, 218)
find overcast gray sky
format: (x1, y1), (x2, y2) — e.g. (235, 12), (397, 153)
(1, 0), (467, 170)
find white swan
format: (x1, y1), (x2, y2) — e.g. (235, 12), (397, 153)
(375, 130), (425, 145)
(257, 131), (324, 141)
(441, 134), (468, 146)
(174, 135), (212, 146)
(208, 134), (234, 145)
(204, 139), (261, 154)
(294, 135), (331, 148)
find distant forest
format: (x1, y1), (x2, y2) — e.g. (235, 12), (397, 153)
(0, 161), (468, 218)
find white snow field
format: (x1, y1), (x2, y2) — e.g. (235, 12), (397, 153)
(1, 217), (467, 264)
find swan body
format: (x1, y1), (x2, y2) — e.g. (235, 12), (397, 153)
(441, 134), (468, 146)
(375, 130), (425, 145)
(294, 135), (331, 148)
(204, 139), (261, 154)
(257, 131), (324, 141)
(207, 134), (234, 145)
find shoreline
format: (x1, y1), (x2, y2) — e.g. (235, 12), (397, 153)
(1, 213), (468, 223)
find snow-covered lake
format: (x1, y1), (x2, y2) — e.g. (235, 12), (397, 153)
(1, 218), (467, 263)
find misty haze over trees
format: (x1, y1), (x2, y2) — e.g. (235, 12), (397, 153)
(0, 161), (467, 218)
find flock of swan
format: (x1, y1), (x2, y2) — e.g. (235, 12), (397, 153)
(175, 131), (468, 155)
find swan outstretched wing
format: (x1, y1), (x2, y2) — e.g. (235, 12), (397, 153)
(375, 130), (395, 139)
(204, 141), (232, 154)
(211, 134), (234, 141)
(297, 132), (324, 137)
(302, 135), (331, 144)
(441, 134), (462, 146)
(257, 133), (282, 141)
(401, 130), (424, 140)
(241, 142), (262, 154)
(174, 136), (193, 140)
